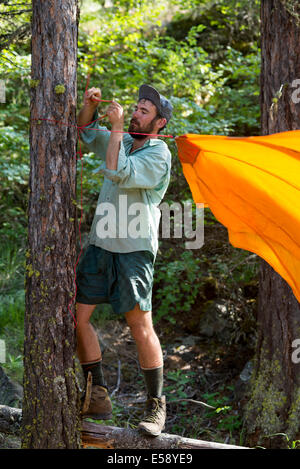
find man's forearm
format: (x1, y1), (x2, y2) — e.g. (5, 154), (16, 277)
(105, 127), (123, 170)
(77, 105), (97, 128)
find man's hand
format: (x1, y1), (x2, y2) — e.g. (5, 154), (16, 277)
(84, 87), (102, 108)
(106, 101), (124, 131)
(77, 87), (102, 128)
(105, 101), (124, 170)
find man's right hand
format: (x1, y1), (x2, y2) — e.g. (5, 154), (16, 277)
(78, 87), (102, 128)
(84, 87), (102, 108)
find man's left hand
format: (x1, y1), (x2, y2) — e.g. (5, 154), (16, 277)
(106, 101), (124, 130)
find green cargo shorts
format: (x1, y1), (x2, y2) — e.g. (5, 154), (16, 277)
(75, 244), (155, 314)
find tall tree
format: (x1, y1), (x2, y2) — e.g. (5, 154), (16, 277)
(244, 0), (300, 448)
(22, 0), (81, 448)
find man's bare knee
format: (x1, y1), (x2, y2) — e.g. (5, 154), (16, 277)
(125, 304), (152, 326)
(125, 304), (154, 342)
(76, 303), (97, 326)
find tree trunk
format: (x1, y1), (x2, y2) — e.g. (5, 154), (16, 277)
(244, 0), (300, 448)
(22, 0), (81, 449)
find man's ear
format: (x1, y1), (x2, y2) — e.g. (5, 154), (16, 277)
(158, 117), (167, 130)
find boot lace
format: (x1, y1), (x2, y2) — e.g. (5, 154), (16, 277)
(143, 398), (162, 423)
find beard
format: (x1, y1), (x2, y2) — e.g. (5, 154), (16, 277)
(128, 117), (158, 139)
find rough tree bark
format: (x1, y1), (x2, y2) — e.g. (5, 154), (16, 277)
(22, 0), (81, 448)
(244, 0), (300, 448)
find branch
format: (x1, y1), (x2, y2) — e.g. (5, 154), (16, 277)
(110, 359), (121, 397)
(0, 405), (22, 436)
(0, 54), (30, 71)
(0, 2), (30, 5)
(168, 398), (216, 409)
(0, 9), (32, 16)
(0, 23), (31, 53)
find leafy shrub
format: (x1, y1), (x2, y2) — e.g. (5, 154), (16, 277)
(153, 250), (202, 323)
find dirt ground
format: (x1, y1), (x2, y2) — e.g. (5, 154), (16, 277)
(1, 270), (256, 449)
(0, 314), (252, 449)
(95, 314), (253, 445)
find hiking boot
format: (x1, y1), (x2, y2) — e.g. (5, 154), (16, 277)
(81, 372), (113, 420)
(138, 395), (166, 436)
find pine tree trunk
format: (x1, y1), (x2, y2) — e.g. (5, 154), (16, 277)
(22, 0), (81, 449)
(244, 0), (300, 448)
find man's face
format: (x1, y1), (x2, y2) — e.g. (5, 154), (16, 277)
(128, 99), (161, 139)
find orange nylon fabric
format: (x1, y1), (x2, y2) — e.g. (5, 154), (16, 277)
(175, 131), (300, 302)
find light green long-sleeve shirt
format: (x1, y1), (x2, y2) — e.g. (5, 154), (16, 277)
(79, 110), (172, 258)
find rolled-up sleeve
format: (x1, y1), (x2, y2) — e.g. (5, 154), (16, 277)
(78, 109), (110, 161)
(98, 142), (171, 190)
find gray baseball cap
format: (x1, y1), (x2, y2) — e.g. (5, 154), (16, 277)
(138, 84), (173, 123)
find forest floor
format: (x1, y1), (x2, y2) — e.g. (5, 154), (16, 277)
(83, 312), (254, 448)
(0, 314), (253, 449)
(0, 222), (257, 448)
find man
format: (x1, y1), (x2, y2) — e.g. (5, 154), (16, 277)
(76, 84), (173, 436)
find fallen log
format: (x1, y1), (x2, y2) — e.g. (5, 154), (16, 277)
(81, 420), (249, 449)
(0, 405), (249, 449)
(0, 405), (22, 436)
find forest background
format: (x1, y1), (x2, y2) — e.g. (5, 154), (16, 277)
(0, 0), (265, 447)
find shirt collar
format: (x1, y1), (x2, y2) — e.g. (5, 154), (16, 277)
(127, 135), (161, 146)
(124, 135), (161, 153)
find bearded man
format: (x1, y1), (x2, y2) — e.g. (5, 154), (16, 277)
(76, 84), (173, 436)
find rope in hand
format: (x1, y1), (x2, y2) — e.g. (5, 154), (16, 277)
(33, 61), (175, 327)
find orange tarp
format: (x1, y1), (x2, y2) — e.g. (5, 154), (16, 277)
(175, 131), (300, 302)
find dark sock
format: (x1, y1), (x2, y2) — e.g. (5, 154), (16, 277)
(81, 360), (106, 387)
(141, 365), (164, 398)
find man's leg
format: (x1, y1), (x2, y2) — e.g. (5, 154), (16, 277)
(76, 302), (101, 363)
(125, 303), (166, 435)
(76, 302), (112, 419)
(125, 303), (163, 370)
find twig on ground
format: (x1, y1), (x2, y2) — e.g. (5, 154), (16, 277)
(111, 359), (121, 397)
(168, 398), (216, 409)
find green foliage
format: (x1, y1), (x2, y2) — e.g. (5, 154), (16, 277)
(78, 0), (260, 139)
(0, 1), (32, 55)
(0, 289), (24, 333)
(0, 242), (25, 379)
(1, 353), (23, 385)
(165, 369), (197, 398)
(0, 49), (31, 245)
(0, 243), (25, 292)
(267, 432), (300, 450)
(202, 388), (242, 434)
(0, 126), (29, 244)
(0, 0), (261, 249)
(153, 250), (203, 324)
(0, 245), (25, 360)
(0, 1), (261, 445)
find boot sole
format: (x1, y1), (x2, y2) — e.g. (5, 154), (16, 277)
(138, 425), (165, 437)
